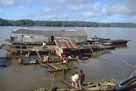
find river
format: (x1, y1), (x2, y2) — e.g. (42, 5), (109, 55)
(0, 26), (136, 91)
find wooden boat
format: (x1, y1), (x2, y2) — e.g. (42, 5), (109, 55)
(87, 36), (129, 45)
(102, 39), (129, 45)
(0, 57), (7, 67)
(6, 28), (88, 45)
(91, 42), (116, 51)
(62, 41), (115, 57)
(87, 37), (111, 44)
(113, 75), (136, 91)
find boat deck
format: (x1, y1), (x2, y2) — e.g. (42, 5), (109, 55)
(1, 44), (51, 55)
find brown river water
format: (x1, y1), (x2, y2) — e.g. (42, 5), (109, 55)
(0, 26), (136, 91)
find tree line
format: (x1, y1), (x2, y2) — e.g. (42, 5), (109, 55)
(0, 18), (136, 27)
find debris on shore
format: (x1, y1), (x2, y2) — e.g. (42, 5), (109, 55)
(32, 78), (120, 91)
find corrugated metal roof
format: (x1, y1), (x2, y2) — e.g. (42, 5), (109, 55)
(54, 40), (77, 48)
(11, 28), (87, 37)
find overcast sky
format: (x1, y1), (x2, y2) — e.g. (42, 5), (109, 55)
(0, 0), (136, 23)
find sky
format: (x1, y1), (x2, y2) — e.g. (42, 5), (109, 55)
(0, 0), (136, 23)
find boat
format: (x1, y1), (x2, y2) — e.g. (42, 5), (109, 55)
(6, 28), (88, 45)
(102, 39), (129, 45)
(91, 42), (116, 51)
(54, 39), (93, 57)
(87, 36), (129, 45)
(0, 57), (7, 67)
(21, 57), (39, 65)
(112, 75), (136, 91)
(73, 42), (115, 53)
(87, 36), (111, 44)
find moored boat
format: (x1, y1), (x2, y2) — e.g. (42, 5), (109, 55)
(91, 42), (116, 51)
(87, 37), (129, 45)
(102, 39), (129, 45)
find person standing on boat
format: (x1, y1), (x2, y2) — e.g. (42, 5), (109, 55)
(78, 70), (85, 90)
(42, 42), (46, 50)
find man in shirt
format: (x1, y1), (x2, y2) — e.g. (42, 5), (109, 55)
(78, 70), (85, 90)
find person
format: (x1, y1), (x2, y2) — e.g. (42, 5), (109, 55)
(73, 71), (79, 88)
(25, 51), (30, 57)
(62, 55), (67, 63)
(63, 59), (67, 63)
(78, 70), (85, 90)
(52, 58), (56, 62)
(76, 55), (79, 61)
(67, 56), (72, 61)
(51, 47), (55, 54)
(42, 42), (46, 49)
(43, 55), (49, 64)
(18, 57), (23, 64)
(70, 73), (75, 87)
(20, 51), (24, 57)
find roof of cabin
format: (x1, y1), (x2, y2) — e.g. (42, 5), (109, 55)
(11, 28), (87, 37)
(54, 40), (77, 48)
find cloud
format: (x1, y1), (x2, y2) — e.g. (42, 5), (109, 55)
(36, 7), (61, 16)
(41, 0), (93, 4)
(23, 0), (33, 4)
(67, 5), (83, 11)
(0, 0), (18, 7)
(101, 0), (136, 17)
(8, 0), (135, 23)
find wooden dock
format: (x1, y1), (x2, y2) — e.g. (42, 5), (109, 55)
(1, 44), (51, 55)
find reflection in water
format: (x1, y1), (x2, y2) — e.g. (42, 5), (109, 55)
(92, 50), (111, 58)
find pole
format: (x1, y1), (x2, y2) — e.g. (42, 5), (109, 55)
(52, 72), (55, 89)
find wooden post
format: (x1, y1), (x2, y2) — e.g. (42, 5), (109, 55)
(87, 42), (94, 54)
(35, 50), (42, 60)
(62, 69), (66, 80)
(52, 72), (55, 89)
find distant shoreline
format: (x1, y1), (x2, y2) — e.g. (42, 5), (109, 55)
(0, 18), (136, 28)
